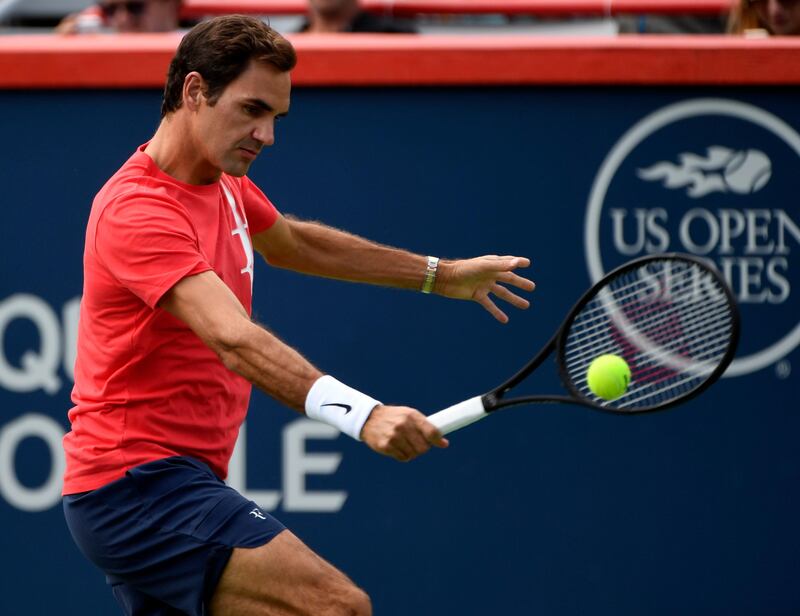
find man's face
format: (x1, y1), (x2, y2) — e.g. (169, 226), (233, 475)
(192, 61), (291, 180)
(751, 0), (800, 35)
(100, 0), (180, 33)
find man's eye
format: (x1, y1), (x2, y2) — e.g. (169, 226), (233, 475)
(244, 105), (258, 115)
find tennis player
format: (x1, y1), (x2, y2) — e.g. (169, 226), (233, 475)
(62, 15), (534, 616)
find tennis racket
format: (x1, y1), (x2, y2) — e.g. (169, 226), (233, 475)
(428, 253), (740, 435)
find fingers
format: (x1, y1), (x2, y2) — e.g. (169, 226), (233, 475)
(399, 422), (433, 460)
(498, 270), (536, 292)
(394, 416), (449, 460)
(491, 283), (530, 310)
(385, 442), (415, 462)
(477, 294), (509, 324)
(420, 419), (449, 449)
(362, 407), (449, 462)
(479, 255), (530, 270)
(499, 256), (531, 269)
(484, 257), (535, 317)
(483, 257), (536, 296)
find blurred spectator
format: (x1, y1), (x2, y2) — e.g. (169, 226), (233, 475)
(57, 0), (182, 34)
(299, 0), (416, 33)
(617, 15), (725, 34)
(728, 0), (800, 35)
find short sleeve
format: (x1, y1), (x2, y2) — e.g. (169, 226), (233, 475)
(95, 197), (212, 308)
(241, 176), (280, 234)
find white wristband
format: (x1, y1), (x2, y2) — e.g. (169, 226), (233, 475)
(304, 375), (381, 441)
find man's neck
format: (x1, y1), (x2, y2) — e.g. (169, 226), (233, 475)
(144, 115), (220, 186)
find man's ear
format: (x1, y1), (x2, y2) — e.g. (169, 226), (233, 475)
(183, 72), (205, 111)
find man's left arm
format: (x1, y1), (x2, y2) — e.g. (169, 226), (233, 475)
(252, 215), (535, 323)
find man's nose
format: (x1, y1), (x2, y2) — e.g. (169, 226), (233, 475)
(253, 119), (275, 146)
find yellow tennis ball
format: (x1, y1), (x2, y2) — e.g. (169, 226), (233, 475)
(587, 354), (631, 401)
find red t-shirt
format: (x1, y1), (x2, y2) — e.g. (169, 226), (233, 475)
(62, 146), (279, 494)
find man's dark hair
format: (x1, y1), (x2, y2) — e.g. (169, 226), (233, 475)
(161, 15), (297, 117)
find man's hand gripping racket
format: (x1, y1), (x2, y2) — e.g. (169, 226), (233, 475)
(428, 254), (741, 435)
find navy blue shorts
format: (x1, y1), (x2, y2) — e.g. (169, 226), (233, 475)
(63, 456), (286, 616)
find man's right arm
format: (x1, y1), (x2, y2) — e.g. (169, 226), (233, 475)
(160, 270), (322, 411)
(160, 270), (446, 461)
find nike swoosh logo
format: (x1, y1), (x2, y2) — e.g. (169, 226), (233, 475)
(321, 403), (352, 414)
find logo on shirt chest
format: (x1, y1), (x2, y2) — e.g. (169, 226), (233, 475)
(222, 183), (254, 291)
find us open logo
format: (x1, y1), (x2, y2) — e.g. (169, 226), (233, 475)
(585, 98), (800, 377)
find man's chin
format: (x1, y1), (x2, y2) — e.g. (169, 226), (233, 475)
(222, 161), (252, 178)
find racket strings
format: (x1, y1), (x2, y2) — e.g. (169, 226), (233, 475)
(567, 302), (731, 367)
(567, 290), (729, 367)
(566, 302), (732, 365)
(585, 294), (724, 379)
(615, 364), (720, 408)
(572, 267), (724, 323)
(569, 341), (730, 409)
(568, 323), (732, 384)
(567, 279), (730, 368)
(572, 336), (731, 397)
(573, 293), (730, 343)
(562, 260), (735, 411)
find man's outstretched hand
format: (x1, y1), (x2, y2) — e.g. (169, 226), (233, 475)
(436, 256), (535, 323)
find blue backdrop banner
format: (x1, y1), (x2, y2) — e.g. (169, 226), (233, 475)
(0, 87), (797, 615)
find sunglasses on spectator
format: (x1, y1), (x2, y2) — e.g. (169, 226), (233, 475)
(99, 1), (148, 18)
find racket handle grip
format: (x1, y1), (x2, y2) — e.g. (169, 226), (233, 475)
(427, 396), (488, 435)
